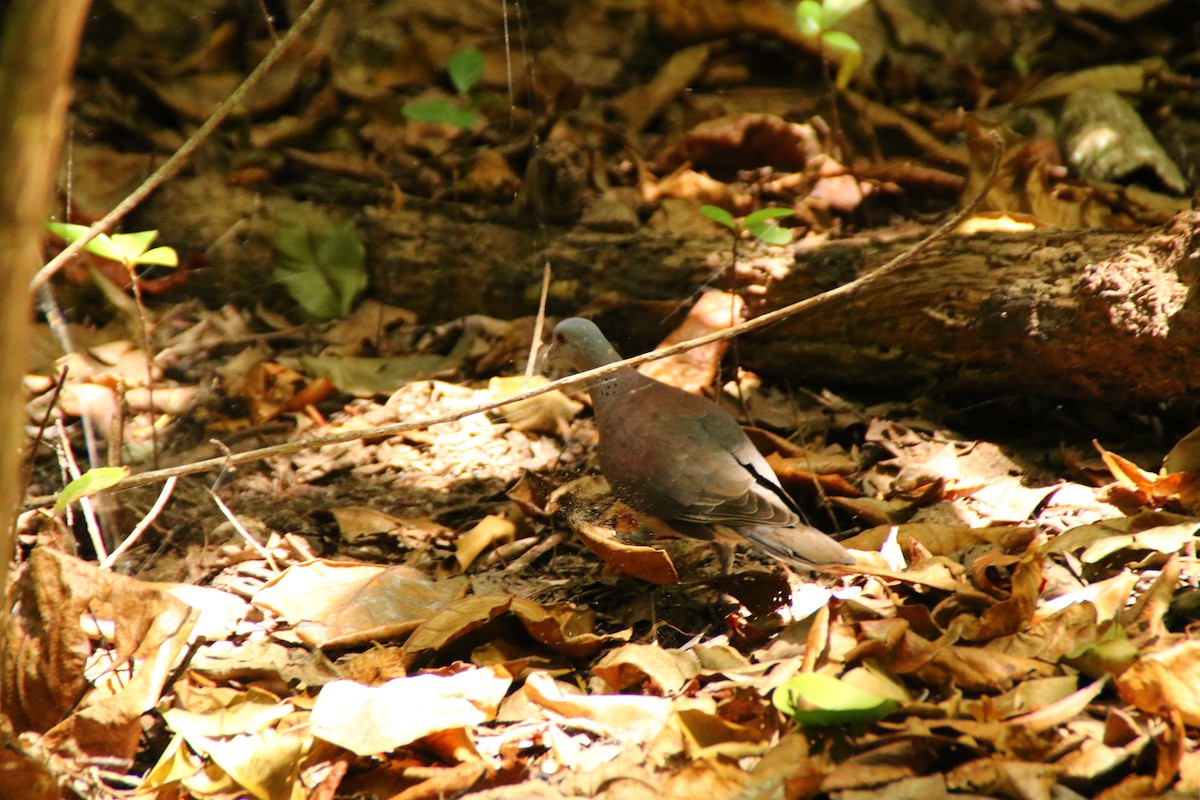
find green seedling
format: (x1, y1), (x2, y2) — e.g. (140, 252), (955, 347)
(795, 0), (863, 90)
(47, 222), (182, 467)
(54, 466), (130, 514)
(272, 204), (367, 321)
(701, 205), (795, 246)
(47, 222), (179, 270)
(402, 46), (485, 128)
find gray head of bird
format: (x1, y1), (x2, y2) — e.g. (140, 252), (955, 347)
(541, 317), (623, 377)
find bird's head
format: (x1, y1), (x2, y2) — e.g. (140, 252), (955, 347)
(541, 317), (623, 376)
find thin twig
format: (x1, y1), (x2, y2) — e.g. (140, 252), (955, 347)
(55, 419), (108, 560)
(98, 476), (176, 570)
(25, 131), (1003, 508)
(208, 489), (279, 572)
(524, 260), (553, 382)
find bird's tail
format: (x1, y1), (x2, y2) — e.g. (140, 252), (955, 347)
(738, 524), (855, 568)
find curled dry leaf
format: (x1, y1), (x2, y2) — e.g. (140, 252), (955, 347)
(252, 560), (469, 648)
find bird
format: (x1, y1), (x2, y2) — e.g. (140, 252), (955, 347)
(543, 317), (854, 570)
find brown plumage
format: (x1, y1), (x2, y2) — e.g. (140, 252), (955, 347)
(545, 317), (853, 569)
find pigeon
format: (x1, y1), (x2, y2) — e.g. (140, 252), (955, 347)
(544, 317), (854, 569)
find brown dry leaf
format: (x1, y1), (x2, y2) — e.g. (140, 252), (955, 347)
(1032, 572), (1138, 625)
(842, 523), (1027, 557)
(571, 514), (683, 586)
(329, 506), (411, 542)
(164, 685), (293, 738)
(1116, 640), (1200, 727)
(1044, 511), (1199, 563)
(639, 290), (743, 393)
(659, 759), (755, 799)
(945, 758), (1060, 798)
(252, 560), (468, 648)
(554, 476), (684, 585)
(452, 514), (518, 572)
(488, 375), (583, 434)
(310, 665), (512, 755)
(402, 595), (616, 666)
(1163, 425), (1200, 474)
(231, 361), (313, 423)
(519, 670), (672, 739)
(0, 747), (59, 800)
(654, 113), (822, 174)
(2, 548), (197, 762)
(1022, 59), (1172, 104)
(958, 552), (1043, 642)
(592, 643), (700, 696)
(1096, 440), (1158, 496)
(320, 299), (417, 354)
(186, 724), (313, 800)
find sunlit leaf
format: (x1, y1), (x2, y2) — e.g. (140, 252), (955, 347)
(822, 0), (867, 26)
(745, 215), (794, 245)
(743, 207), (794, 226)
(110, 230), (159, 262)
(447, 46), (484, 95)
(700, 205), (737, 229)
(55, 466), (131, 513)
(773, 672), (899, 726)
(137, 246), (180, 267)
(48, 221), (123, 262)
(795, 0), (825, 38)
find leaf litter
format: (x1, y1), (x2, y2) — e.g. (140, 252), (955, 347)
(11, 295), (1200, 799)
(16, 0), (1200, 797)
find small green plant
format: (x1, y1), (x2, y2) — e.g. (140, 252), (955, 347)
(402, 46), (485, 128)
(54, 466), (130, 514)
(272, 204), (367, 321)
(47, 221), (181, 468)
(47, 222), (179, 271)
(795, 0), (864, 90)
(701, 206), (795, 246)
(700, 206), (794, 297)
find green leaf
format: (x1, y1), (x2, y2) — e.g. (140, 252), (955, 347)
(745, 208), (794, 245)
(746, 221), (794, 245)
(743, 207), (794, 226)
(54, 466), (130, 514)
(773, 673), (899, 726)
(110, 230), (159, 263)
(48, 222), (123, 262)
(1063, 622), (1138, 679)
(447, 46), (484, 95)
(47, 221), (92, 242)
(136, 246), (179, 267)
(699, 205), (737, 229)
(402, 98), (479, 128)
(1012, 53), (1030, 78)
(795, 0), (825, 37)
(272, 205), (368, 321)
(821, 30), (862, 89)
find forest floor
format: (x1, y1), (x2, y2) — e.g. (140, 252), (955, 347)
(7, 1), (1200, 799)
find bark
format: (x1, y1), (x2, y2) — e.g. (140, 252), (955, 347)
(742, 211), (1200, 403)
(0, 0), (91, 593)
(364, 204), (1199, 404)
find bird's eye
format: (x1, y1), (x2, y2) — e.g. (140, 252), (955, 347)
(555, 333), (565, 343)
